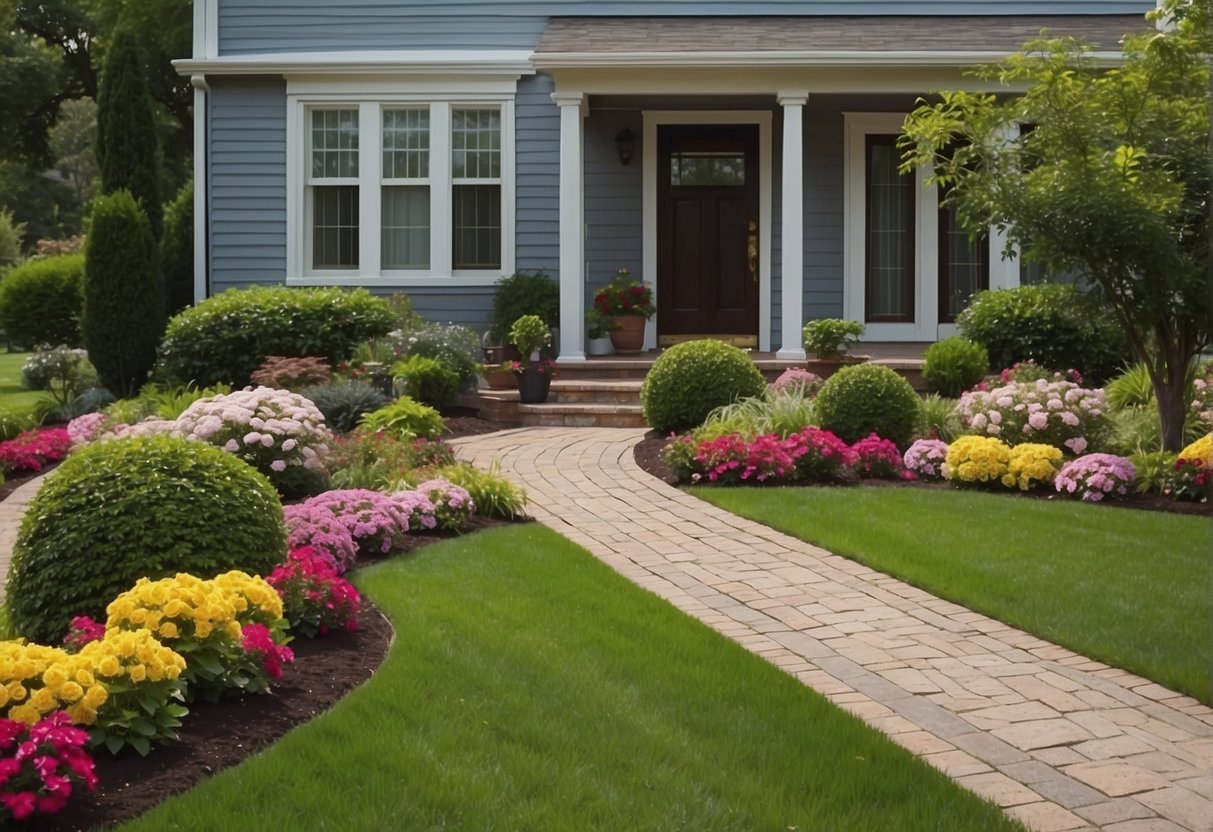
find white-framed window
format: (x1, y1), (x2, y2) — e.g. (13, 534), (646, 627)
(843, 112), (1018, 342)
(286, 82), (516, 287)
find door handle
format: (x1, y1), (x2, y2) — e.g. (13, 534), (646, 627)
(747, 220), (758, 283)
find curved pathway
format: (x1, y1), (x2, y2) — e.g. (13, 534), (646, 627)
(453, 427), (1213, 832)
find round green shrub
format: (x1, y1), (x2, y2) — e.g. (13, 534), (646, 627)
(358, 395), (444, 441)
(0, 254), (84, 349)
(956, 284), (1128, 384)
(640, 340), (767, 433)
(5, 435), (287, 644)
(922, 337), (989, 397)
(157, 286), (396, 387)
(815, 364), (921, 446)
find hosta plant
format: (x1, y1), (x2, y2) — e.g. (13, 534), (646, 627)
(1054, 454), (1137, 502)
(1001, 443), (1064, 491)
(358, 396), (444, 442)
(943, 436), (1011, 486)
(0, 712), (98, 821)
(266, 546), (362, 638)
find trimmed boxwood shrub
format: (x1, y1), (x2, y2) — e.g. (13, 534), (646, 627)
(815, 364), (921, 446)
(5, 435), (287, 644)
(956, 284), (1128, 384)
(640, 340), (767, 433)
(157, 286), (396, 387)
(0, 254), (84, 349)
(922, 337), (988, 397)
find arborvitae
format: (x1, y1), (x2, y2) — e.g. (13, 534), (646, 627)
(82, 190), (166, 396)
(161, 179), (195, 315)
(96, 29), (162, 237)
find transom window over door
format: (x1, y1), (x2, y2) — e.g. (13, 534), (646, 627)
(865, 135), (915, 323)
(288, 86), (515, 286)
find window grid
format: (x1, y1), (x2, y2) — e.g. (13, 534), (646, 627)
(452, 109), (501, 181)
(310, 109), (359, 181)
(382, 108), (430, 181)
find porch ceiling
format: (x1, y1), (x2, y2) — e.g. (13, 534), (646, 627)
(534, 15), (1149, 66)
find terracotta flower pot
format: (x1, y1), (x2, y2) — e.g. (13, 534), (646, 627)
(481, 347), (516, 389)
(608, 315), (646, 354)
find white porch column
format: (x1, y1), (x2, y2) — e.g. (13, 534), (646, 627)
(777, 92), (808, 360)
(552, 92), (586, 362)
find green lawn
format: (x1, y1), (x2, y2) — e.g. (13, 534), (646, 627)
(122, 525), (1022, 832)
(692, 486), (1212, 704)
(0, 351), (43, 417)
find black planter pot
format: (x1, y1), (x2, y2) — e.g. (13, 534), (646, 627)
(514, 366), (552, 403)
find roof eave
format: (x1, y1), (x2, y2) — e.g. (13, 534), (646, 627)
(531, 49), (1125, 69)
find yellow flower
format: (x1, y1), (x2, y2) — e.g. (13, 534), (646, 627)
(1003, 443), (1063, 491)
(6, 682), (27, 703)
(83, 684), (108, 710)
(8, 704), (40, 725)
(66, 703), (97, 725)
(164, 599), (188, 619)
(97, 656), (121, 678)
(58, 681), (84, 703)
(128, 664), (147, 683)
(159, 622), (179, 639)
(74, 668), (96, 688)
(1179, 434), (1212, 468)
(29, 687), (58, 714)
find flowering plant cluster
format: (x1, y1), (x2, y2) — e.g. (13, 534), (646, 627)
(1002, 443), (1064, 491)
(592, 269), (655, 319)
(850, 434), (911, 480)
(20, 346), (97, 405)
(413, 478), (475, 531)
(1173, 433), (1212, 501)
(334, 360), (369, 381)
(283, 502), (360, 573)
(997, 360), (1082, 386)
(769, 368), (823, 397)
(292, 489), (417, 559)
(65, 412), (109, 446)
(409, 437), (457, 469)
(174, 386), (332, 486)
(0, 428), (71, 474)
(665, 426), (862, 485)
(240, 624), (295, 681)
(1191, 375), (1213, 431)
(62, 617), (105, 652)
(903, 439), (949, 480)
(1054, 454), (1137, 502)
(0, 641), (110, 727)
(266, 546), (362, 638)
(956, 379), (1106, 454)
(503, 358), (559, 378)
(105, 572), (289, 703)
(0, 712), (97, 821)
(942, 436), (1011, 485)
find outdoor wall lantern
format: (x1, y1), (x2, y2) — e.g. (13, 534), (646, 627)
(614, 128), (636, 165)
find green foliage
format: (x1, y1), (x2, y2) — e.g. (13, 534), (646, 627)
(161, 179), (194, 314)
(95, 29), (161, 236)
(21, 345), (97, 410)
(82, 189), (165, 397)
(396, 320), (481, 392)
(489, 271), (559, 339)
(0, 254), (84, 348)
(0, 409), (36, 442)
(922, 337), (988, 397)
(298, 379), (390, 434)
(0, 4), (62, 166)
(438, 462), (528, 520)
(0, 208), (24, 270)
(956, 285), (1127, 384)
(702, 388), (817, 440)
(157, 286), (396, 387)
(1131, 450), (1181, 495)
(815, 364), (921, 446)
(358, 396), (444, 442)
(901, 0), (1209, 449)
(801, 318), (865, 357)
(507, 314), (550, 359)
(326, 430), (422, 491)
(102, 383), (233, 425)
(392, 355), (459, 408)
(5, 435), (286, 644)
(917, 394), (964, 443)
(1105, 363), (1156, 410)
(640, 340), (767, 433)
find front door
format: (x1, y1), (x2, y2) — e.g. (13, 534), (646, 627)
(657, 125), (760, 347)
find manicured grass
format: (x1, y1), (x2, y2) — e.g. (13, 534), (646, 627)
(122, 525), (1022, 831)
(692, 486), (1212, 704)
(0, 352), (43, 416)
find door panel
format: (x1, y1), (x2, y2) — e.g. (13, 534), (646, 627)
(658, 125), (759, 341)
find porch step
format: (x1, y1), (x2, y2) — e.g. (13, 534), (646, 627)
(517, 403), (647, 429)
(549, 379), (644, 404)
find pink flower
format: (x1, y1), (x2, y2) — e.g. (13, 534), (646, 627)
(1028, 412), (1048, 430)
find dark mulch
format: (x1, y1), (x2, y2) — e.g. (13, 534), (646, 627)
(441, 405), (511, 439)
(0, 462), (60, 504)
(632, 432), (1212, 517)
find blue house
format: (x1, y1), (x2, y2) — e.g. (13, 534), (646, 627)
(176, 0), (1153, 361)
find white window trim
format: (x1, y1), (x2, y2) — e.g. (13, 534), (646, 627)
(286, 81), (516, 288)
(843, 112), (1015, 342)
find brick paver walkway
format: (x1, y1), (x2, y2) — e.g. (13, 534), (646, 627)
(453, 427), (1213, 832)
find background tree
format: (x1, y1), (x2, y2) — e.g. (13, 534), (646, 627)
(901, 0), (1210, 451)
(49, 97), (98, 220)
(95, 26), (160, 236)
(161, 178), (194, 315)
(82, 189), (164, 396)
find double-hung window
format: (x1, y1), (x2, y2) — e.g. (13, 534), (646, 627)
(288, 83), (515, 286)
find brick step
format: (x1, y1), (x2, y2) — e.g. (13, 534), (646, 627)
(517, 403), (647, 429)
(549, 379), (643, 405)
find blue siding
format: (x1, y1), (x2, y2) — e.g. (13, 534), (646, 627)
(219, 0), (1153, 54)
(402, 286), (496, 328)
(515, 75), (560, 277)
(209, 78), (288, 292)
(583, 112), (643, 300)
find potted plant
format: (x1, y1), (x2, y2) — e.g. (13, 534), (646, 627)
(592, 268), (654, 354)
(585, 308), (617, 356)
(507, 314), (557, 403)
(483, 271), (560, 387)
(802, 318), (866, 360)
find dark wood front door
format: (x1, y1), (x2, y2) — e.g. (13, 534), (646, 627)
(657, 124), (760, 346)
